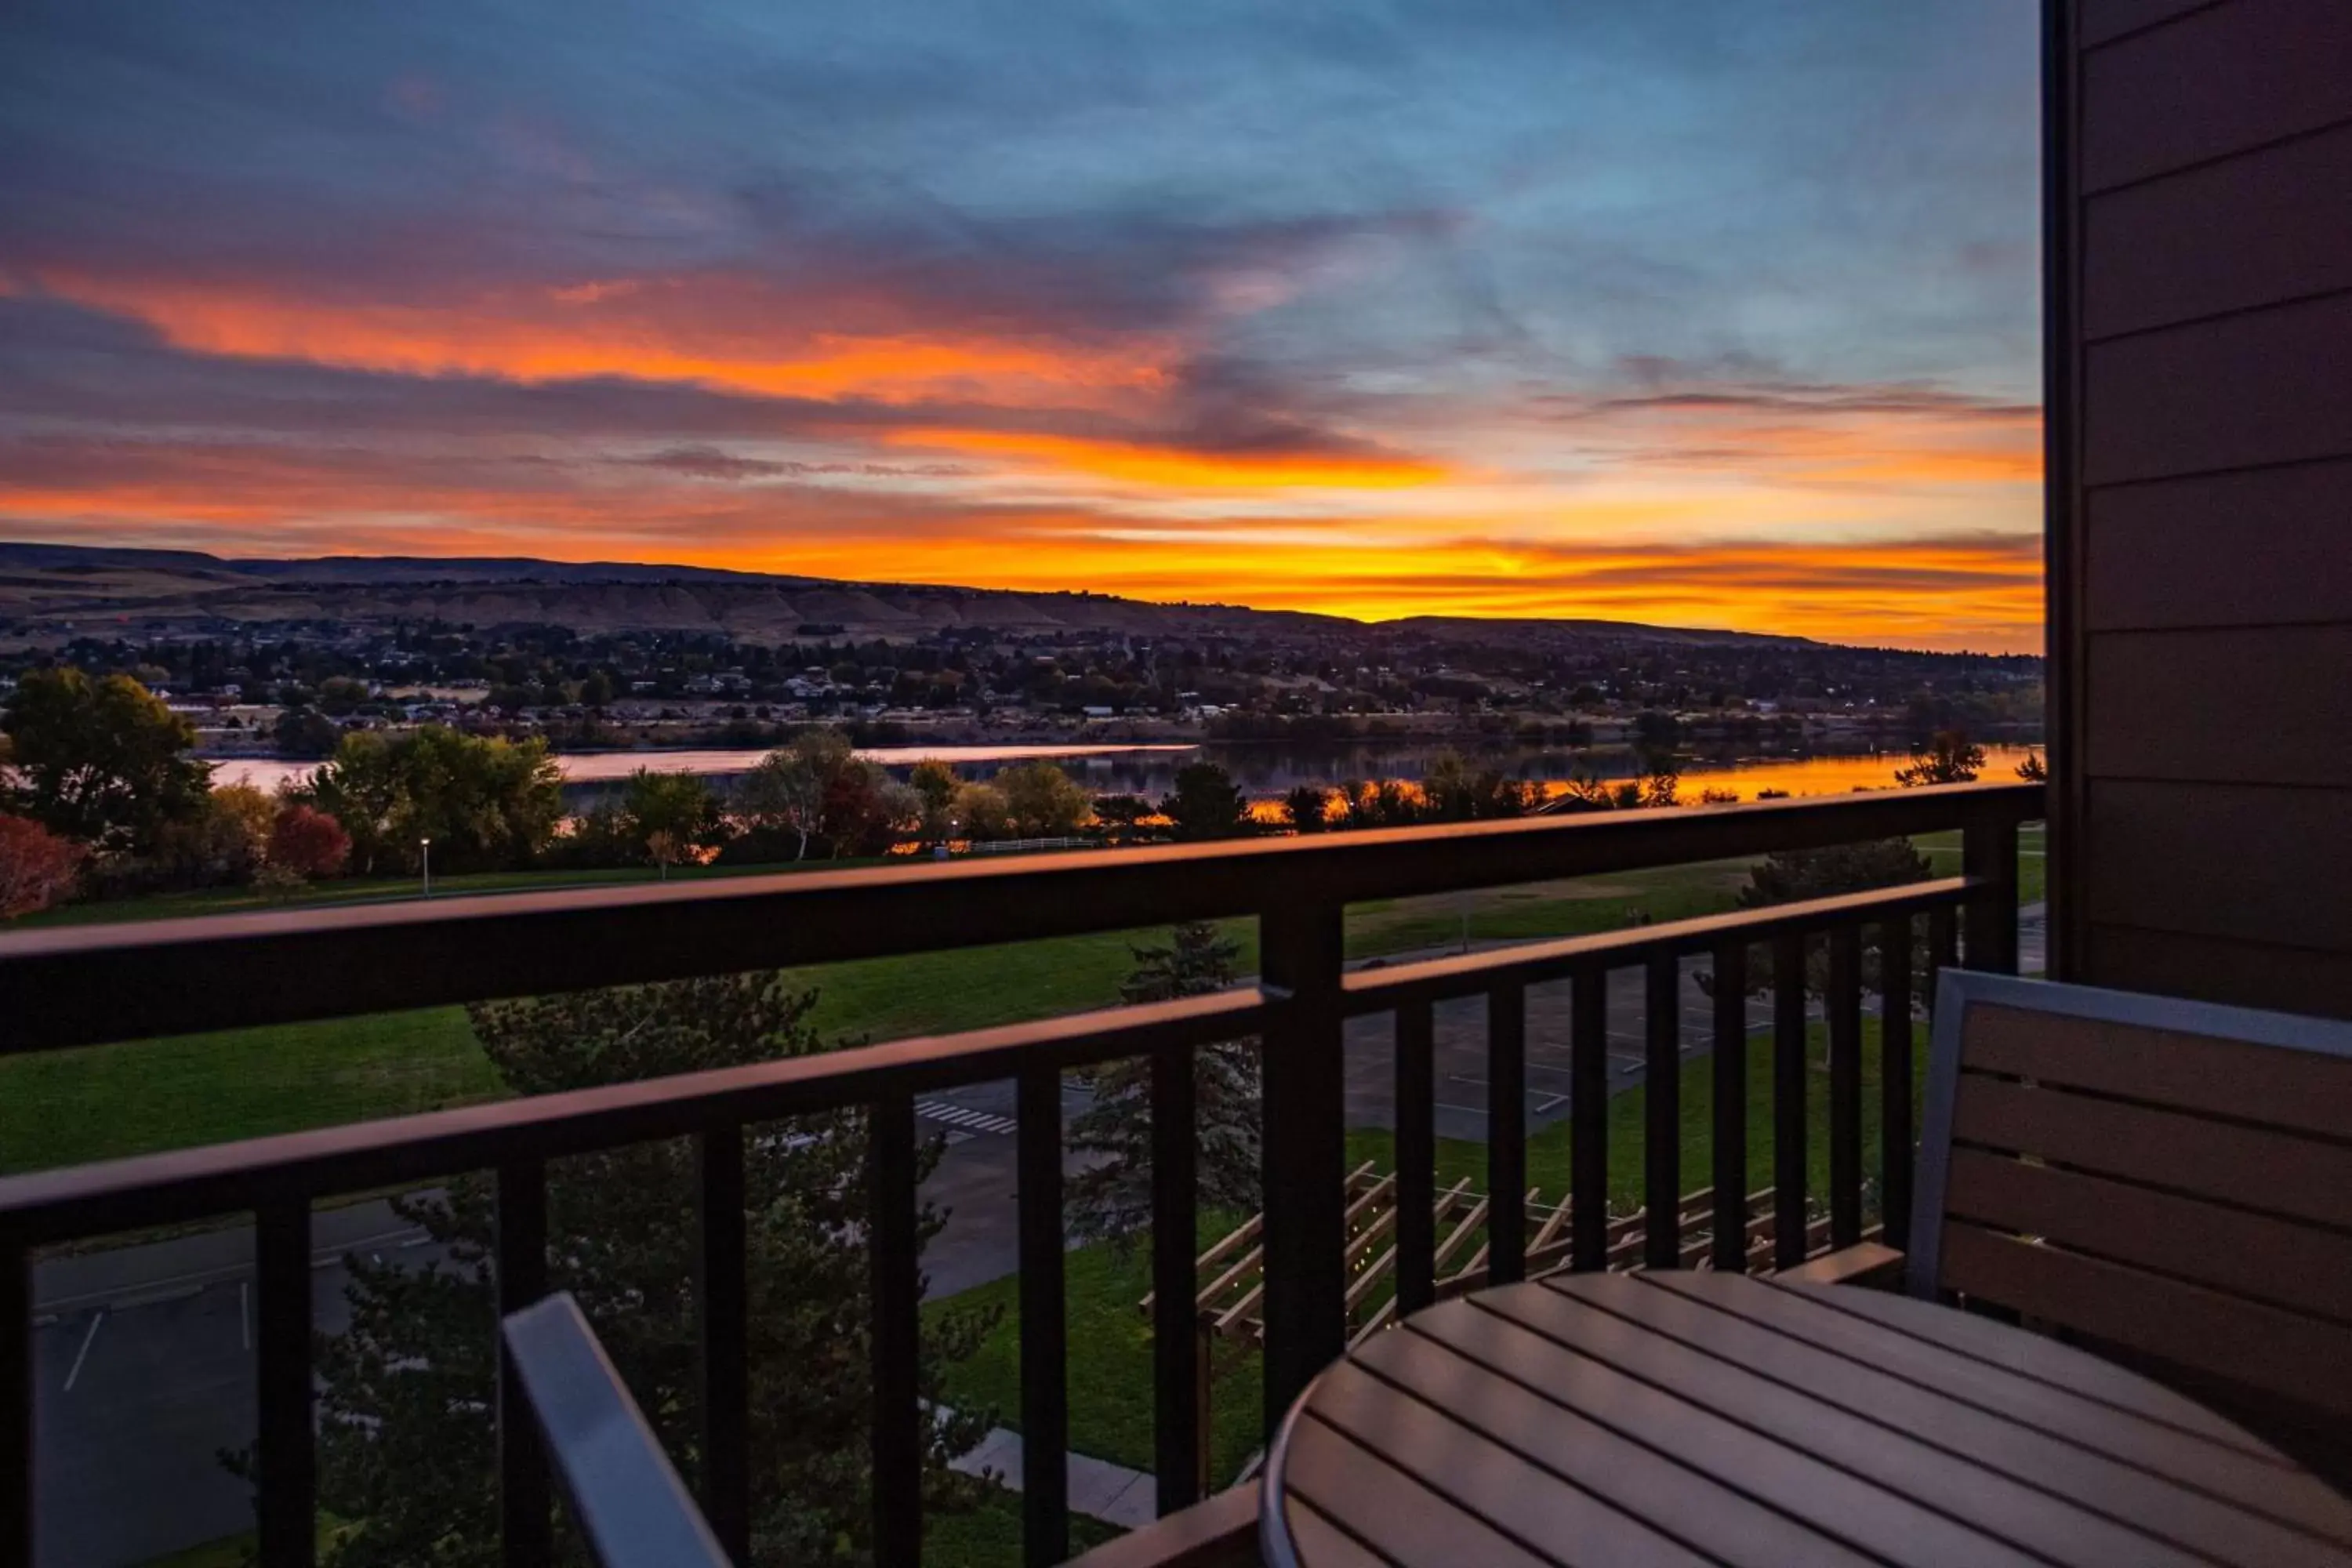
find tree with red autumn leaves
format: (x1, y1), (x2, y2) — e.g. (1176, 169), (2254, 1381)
(267, 803), (352, 880)
(0, 813), (83, 919)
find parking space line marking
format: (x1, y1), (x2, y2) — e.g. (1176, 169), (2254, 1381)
(64, 1310), (103, 1392)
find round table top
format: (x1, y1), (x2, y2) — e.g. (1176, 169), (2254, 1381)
(1261, 1271), (2352, 1568)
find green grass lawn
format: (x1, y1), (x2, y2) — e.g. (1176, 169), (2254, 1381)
(2, 829), (2010, 1177)
(12, 853), (905, 931)
(930, 1019), (1918, 1485)
(0, 1008), (497, 1176)
(0, 862), (1753, 1175)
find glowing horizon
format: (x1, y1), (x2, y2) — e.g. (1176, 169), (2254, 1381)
(0, 3), (2045, 654)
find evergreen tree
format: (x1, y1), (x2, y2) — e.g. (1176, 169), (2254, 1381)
(1709, 838), (1933, 1001)
(1160, 763), (1250, 840)
(1894, 728), (1986, 787)
(1068, 924), (1260, 1242)
(296, 973), (997, 1566)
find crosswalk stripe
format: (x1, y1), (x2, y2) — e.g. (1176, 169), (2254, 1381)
(914, 1100), (1018, 1137)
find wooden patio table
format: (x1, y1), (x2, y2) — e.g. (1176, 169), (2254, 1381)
(1260, 1272), (2352, 1567)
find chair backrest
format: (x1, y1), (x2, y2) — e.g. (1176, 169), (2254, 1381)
(1911, 971), (2352, 1425)
(502, 1292), (735, 1568)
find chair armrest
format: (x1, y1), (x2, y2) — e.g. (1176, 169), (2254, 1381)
(1061, 1481), (1261, 1568)
(1777, 1242), (1905, 1289)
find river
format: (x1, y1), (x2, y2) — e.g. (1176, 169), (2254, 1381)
(203, 739), (2041, 802)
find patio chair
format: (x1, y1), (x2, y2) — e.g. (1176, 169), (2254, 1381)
(502, 1292), (735, 1568)
(1802, 970), (2352, 1478)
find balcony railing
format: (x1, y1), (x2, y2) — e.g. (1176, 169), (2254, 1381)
(0, 780), (2039, 1568)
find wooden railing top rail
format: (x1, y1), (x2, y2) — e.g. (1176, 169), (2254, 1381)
(0, 989), (1265, 1244)
(0, 780), (2039, 1052)
(1342, 873), (1978, 1014)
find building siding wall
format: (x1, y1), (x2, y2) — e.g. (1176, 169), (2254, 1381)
(2060, 0), (2352, 1016)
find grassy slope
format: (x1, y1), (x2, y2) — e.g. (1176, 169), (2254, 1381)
(0, 862), (1753, 1174)
(931, 1019), (1915, 1480)
(2, 826), (2024, 1173)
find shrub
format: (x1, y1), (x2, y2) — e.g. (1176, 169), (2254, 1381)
(0, 814), (83, 919)
(268, 804), (352, 880)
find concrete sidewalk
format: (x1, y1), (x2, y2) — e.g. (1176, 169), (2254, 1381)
(944, 1414), (1160, 1530)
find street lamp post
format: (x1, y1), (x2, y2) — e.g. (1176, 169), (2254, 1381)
(420, 836), (432, 898)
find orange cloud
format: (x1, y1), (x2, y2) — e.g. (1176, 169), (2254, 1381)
(33, 270), (1178, 407)
(884, 428), (1448, 490)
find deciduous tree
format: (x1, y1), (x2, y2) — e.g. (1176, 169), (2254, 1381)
(302, 727), (564, 876)
(1, 667), (209, 855)
(267, 803), (351, 880)
(995, 760), (1091, 837)
(0, 813), (82, 919)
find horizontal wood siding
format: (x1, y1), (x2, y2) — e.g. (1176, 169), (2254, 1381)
(2080, 0), (2219, 49)
(2082, 0), (2352, 191)
(2084, 120), (2352, 338)
(2083, 462), (2352, 630)
(2084, 923), (2352, 1017)
(2084, 781), (2352, 952)
(2085, 626), (2352, 784)
(2082, 292), (2352, 485)
(2064, 0), (2352, 1015)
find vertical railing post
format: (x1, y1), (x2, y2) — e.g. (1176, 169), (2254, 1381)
(1487, 986), (1527, 1285)
(1016, 1062), (1069, 1568)
(1827, 927), (1864, 1249)
(1393, 1000), (1436, 1314)
(869, 1093), (922, 1567)
(1259, 901), (1346, 1443)
(1569, 965), (1608, 1272)
(498, 1162), (552, 1568)
(1150, 1044), (1200, 1514)
(2, 1232), (28, 1568)
(255, 1200), (315, 1568)
(694, 1130), (750, 1565)
(1709, 942), (1749, 1273)
(1642, 955), (1682, 1270)
(1962, 813), (2020, 975)
(1880, 916), (1915, 1252)
(1771, 932), (1809, 1271)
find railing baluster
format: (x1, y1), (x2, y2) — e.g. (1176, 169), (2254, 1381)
(869, 1092), (921, 1567)
(3, 1232), (28, 1568)
(1710, 942), (1749, 1273)
(1772, 932), (1809, 1271)
(1149, 1044), (1200, 1512)
(1394, 1000), (1436, 1314)
(256, 1199), (314, 1568)
(1570, 964), (1608, 1272)
(1642, 956), (1682, 1269)
(497, 1161), (552, 1568)
(1881, 916), (1915, 1252)
(1827, 927), (1863, 1249)
(1016, 1062), (1069, 1567)
(1487, 985), (1528, 1285)
(1963, 816), (2022, 975)
(693, 1129), (749, 1564)
(1928, 906), (1958, 1005)
(1258, 902), (1347, 1443)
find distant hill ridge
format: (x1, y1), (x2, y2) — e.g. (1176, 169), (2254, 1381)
(0, 540), (1816, 649)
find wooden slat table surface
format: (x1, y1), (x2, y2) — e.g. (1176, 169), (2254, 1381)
(1260, 1272), (2352, 1568)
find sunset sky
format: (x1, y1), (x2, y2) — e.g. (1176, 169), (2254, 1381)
(0, 2), (2044, 652)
